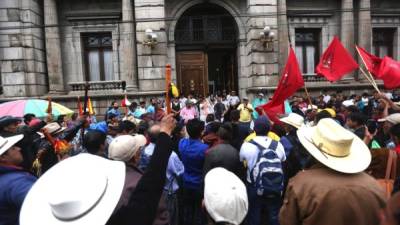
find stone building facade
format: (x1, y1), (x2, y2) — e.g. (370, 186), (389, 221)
(1, 0), (400, 114)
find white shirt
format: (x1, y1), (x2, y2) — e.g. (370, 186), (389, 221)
(228, 95), (240, 106)
(240, 136), (286, 183)
(323, 95), (331, 103)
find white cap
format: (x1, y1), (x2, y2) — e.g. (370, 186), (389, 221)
(108, 135), (147, 162)
(0, 134), (24, 156)
(204, 168), (248, 225)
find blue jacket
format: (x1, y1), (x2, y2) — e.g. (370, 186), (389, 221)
(0, 166), (36, 225)
(179, 138), (207, 191)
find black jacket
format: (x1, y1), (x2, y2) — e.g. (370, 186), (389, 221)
(107, 132), (173, 225)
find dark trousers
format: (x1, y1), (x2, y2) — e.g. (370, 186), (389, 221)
(180, 188), (205, 225)
(246, 184), (282, 225)
(165, 191), (179, 225)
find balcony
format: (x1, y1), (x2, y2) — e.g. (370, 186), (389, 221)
(303, 74), (327, 82)
(68, 80), (126, 93)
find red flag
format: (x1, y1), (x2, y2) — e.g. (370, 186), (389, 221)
(316, 36), (359, 81)
(356, 46), (382, 77)
(378, 56), (400, 89)
(77, 96), (83, 116)
(121, 95), (131, 107)
(256, 47), (304, 123)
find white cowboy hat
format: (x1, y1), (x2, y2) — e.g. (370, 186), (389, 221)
(37, 122), (67, 138)
(20, 153), (125, 225)
(297, 118), (371, 174)
(280, 113), (304, 129)
(0, 134), (24, 156)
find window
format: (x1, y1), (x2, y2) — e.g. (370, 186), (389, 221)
(295, 29), (321, 75)
(82, 33), (114, 81)
(373, 28), (395, 58)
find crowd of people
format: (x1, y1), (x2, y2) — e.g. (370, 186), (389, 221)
(2, 89), (400, 225)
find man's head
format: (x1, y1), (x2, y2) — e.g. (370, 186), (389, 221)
(108, 135), (147, 165)
(0, 134), (24, 166)
(185, 100), (193, 108)
(23, 113), (36, 125)
(83, 130), (107, 156)
(0, 116), (21, 134)
(140, 101), (146, 108)
(147, 124), (161, 143)
(111, 101), (118, 109)
(254, 116), (271, 136)
(380, 113), (400, 135)
(231, 91), (236, 96)
(108, 113), (118, 124)
(346, 112), (367, 129)
(186, 118), (205, 139)
(230, 110), (240, 122)
(242, 97), (249, 104)
(217, 123), (233, 142)
(118, 120), (136, 135)
(129, 102), (138, 111)
(257, 93), (264, 100)
(204, 168), (248, 225)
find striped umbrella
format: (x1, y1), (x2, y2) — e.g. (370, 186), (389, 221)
(0, 99), (74, 119)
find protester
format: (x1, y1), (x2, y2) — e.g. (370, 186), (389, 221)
(179, 118), (208, 225)
(240, 115), (286, 225)
(180, 100), (197, 122)
(0, 134), (36, 225)
(214, 96), (226, 122)
(203, 123), (242, 178)
(237, 97), (254, 126)
(107, 101), (121, 119)
(252, 93), (267, 119)
(280, 118), (386, 225)
(204, 168), (248, 225)
(228, 91), (240, 107)
(82, 130), (107, 156)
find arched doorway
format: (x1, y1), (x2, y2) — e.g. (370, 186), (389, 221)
(175, 3), (238, 97)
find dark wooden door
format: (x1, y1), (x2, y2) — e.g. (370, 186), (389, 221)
(176, 51), (208, 96)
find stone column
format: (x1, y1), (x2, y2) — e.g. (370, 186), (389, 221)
(44, 0), (65, 94)
(121, 0), (138, 91)
(341, 0), (354, 50)
(358, 0), (372, 50)
(340, 0), (355, 79)
(277, 0), (289, 74)
(247, 0), (280, 93)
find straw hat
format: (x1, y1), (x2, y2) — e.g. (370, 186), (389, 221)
(20, 153), (125, 225)
(0, 134), (24, 156)
(43, 122), (66, 135)
(297, 118), (371, 174)
(280, 113), (304, 129)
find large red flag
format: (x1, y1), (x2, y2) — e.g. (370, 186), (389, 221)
(356, 46), (382, 77)
(378, 56), (400, 89)
(316, 36), (359, 81)
(257, 47), (304, 123)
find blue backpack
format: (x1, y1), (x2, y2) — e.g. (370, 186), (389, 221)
(249, 139), (284, 197)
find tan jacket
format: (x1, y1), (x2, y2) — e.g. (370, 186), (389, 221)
(279, 165), (386, 225)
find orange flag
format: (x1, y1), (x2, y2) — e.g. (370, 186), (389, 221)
(88, 97), (95, 115)
(77, 96), (83, 115)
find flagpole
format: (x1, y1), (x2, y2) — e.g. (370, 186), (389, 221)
(360, 67), (380, 93)
(303, 83), (313, 107)
(355, 46), (381, 93)
(165, 64), (172, 114)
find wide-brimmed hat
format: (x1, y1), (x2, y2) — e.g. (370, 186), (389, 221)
(280, 113), (304, 129)
(43, 122), (66, 135)
(204, 168), (248, 225)
(0, 116), (21, 128)
(297, 118), (371, 174)
(0, 134), (24, 156)
(20, 153), (125, 225)
(378, 113), (400, 124)
(257, 93), (264, 97)
(108, 135), (147, 162)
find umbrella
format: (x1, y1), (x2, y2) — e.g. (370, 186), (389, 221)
(0, 99), (74, 119)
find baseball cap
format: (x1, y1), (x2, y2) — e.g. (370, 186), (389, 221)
(204, 168), (248, 225)
(108, 135), (147, 162)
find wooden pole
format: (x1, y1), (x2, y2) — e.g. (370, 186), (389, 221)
(355, 46), (381, 93)
(166, 64), (172, 114)
(303, 83), (313, 107)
